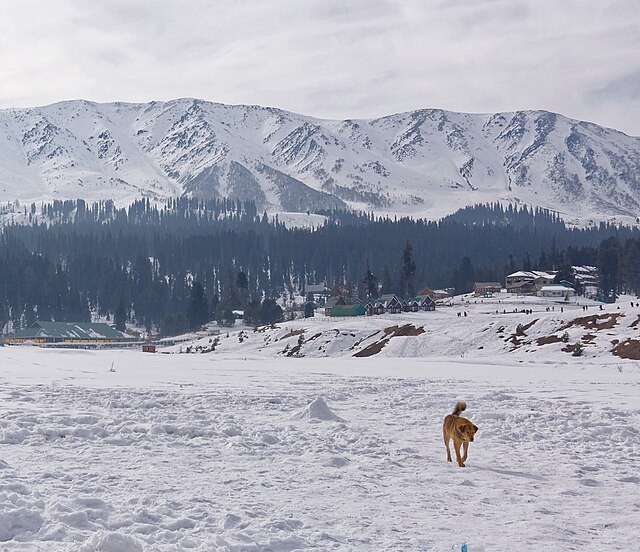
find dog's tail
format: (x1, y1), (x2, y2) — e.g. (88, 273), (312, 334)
(452, 401), (467, 416)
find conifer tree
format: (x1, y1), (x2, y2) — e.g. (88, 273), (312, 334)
(401, 240), (416, 299)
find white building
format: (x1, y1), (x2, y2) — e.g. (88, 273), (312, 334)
(537, 285), (575, 299)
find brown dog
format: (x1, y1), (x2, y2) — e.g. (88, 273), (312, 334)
(443, 401), (478, 467)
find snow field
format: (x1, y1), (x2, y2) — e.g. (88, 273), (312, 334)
(0, 351), (639, 550)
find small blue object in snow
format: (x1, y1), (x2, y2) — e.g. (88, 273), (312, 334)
(461, 545), (468, 552)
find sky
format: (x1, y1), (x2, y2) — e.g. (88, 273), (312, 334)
(0, 0), (639, 136)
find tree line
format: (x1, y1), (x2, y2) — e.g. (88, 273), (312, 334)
(0, 199), (638, 336)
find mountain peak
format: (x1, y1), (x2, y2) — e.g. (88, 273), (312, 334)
(0, 99), (638, 223)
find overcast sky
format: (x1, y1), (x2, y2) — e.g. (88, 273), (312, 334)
(0, 0), (638, 135)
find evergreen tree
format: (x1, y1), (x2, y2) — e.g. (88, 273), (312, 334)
(304, 301), (315, 318)
(453, 257), (475, 294)
(380, 265), (393, 295)
(598, 237), (620, 300)
(621, 238), (640, 294)
(236, 269), (249, 307)
(261, 298), (284, 324)
(161, 312), (187, 336)
(400, 240), (416, 299)
(215, 302), (236, 327)
(363, 259), (378, 300)
(114, 299), (127, 332)
(186, 281), (209, 329)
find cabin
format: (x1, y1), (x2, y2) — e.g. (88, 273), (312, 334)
(365, 301), (386, 316)
(366, 293), (402, 315)
(142, 344), (157, 353)
(402, 298), (421, 312)
(401, 296), (436, 312)
(416, 295), (436, 311)
(4, 321), (131, 345)
(378, 294), (403, 314)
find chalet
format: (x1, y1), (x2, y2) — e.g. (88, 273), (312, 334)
(538, 285), (575, 299)
(366, 301), (385, 316)
(365, 294), (401, 315)
(4, 321), (131, 345)
(378, 294), (403, 314)
(402, 298), (421, 312)
(473, 282), (502, 296)
(416, 295), (436, 311)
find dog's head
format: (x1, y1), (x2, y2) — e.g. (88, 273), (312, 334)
(459, 423), (479, 442)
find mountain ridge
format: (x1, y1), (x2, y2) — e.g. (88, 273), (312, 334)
(1, 98), (639, 223)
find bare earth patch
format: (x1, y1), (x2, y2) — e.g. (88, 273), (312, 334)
(508, 319), (539, 348)
(612, 339), (640, 360)
(537, 335), (564, 346)
(560, 313), (623, 332)
(354, 324), (425, 357)
(281, 328), (305, 340)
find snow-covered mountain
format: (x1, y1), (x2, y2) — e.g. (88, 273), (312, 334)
(1, 99), (639, 222)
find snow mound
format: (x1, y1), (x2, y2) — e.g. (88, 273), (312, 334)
(292, 397), (345, 422)
(0, 507), (44, 542)
(78, 530), (143, 552)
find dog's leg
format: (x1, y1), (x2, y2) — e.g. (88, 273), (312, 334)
(444, 431), (452, 462)
(462, 442), (469, 463)
(454, 440), (465, 467)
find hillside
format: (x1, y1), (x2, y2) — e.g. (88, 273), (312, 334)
(164, 292), (640, 362)
(1, 100), (639, 223)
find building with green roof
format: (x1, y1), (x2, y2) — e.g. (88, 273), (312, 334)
(4, 321), (131, 345)
(329, 304), (366, 317)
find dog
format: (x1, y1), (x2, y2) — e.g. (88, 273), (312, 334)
(443, 401), (478, 467)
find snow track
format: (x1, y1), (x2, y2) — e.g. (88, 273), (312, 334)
(0, 355), (638, 550)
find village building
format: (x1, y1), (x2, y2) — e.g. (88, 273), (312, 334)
(4, 321), (132, 346)
(473, 282), (502, 296)
(505, 271), (556, 294)
(366, 301), (386, 316)
(327, 294), (435, 316)
(324, 296), (342, 316)
(304, 283), (330, 301)
(571, 265), (599, 297)
(401, 295), (436, 312)
(329, 304), (366, 317)
(324, 296), (365, 316)
(377, 294), (403, 314)
(537, 285), (576, 299)
(417, 287), (451, 300)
